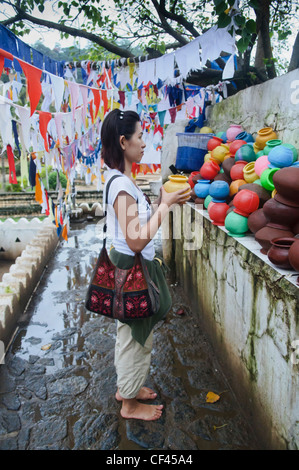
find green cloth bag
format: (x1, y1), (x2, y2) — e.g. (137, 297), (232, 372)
(109, 247), (172, 347)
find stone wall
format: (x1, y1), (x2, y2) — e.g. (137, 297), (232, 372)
(0, 218), (59, 352)
(162, 205), (299, 450)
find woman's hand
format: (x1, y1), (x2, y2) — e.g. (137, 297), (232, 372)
(160, 186), (192, 208)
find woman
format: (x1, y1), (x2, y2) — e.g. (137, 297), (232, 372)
(101, 109), (191, 421)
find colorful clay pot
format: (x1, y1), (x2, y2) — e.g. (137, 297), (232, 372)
(188, 171), (200, 189)
(288, 239), (299, 271)
(222, 157), (235, 177)
(200, 126), (213, 134)
(235, 144), (256, 163)
(262, 197), (299, 230)
(268, 145), (294, 169)
(235, 131), (254, 143)
(255, 226), (294, 254)
(273, 167), (299, 208)
(208, 202), (230, 226)
(194, 179), (211, 198)
(215, 131), (227, 142)
(255, 127), (278, 150)
(209, 180), (230, 202)
(163, 175), (191, 194)
(204, 194), (213, 209)
(263, 139), (282, 155)
(267, 237), (296, 270)
(248, 208), (269, 234)
(254, 155), (270, 176)
(207, 136), (223, 152)
(282, 143), (298, 162)
(230, 161), (246, 181)
(199, 160), (220, 180)
(213, 173), (232, 185)
(260, 168), (279, 191)
(243, 161), (259, 183)
(239, 183), (271, 208)
(229, 179), (247, 196)
(225, 210), (249, 237)
(229, 139), (247, 156)
(233, 189), (260, 217)
(211, 146), (228, 164)
(226, 125), (243, 142)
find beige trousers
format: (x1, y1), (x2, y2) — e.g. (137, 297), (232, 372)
(114, 320), (154, 399)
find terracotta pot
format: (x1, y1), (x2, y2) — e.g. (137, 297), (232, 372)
(255, 127), (278, 150)
(267, 237), (296, 270)
(230, 161), (246, 181)
(262, 197), (299, 230)
(238, 183), (271, 208)
(248, 208), (269, 234)
(273, 167), (299, 208)
(233, 189), (260, 217)
(255, 225), (294, 254)
(222, 157), (235, 177)
(292, 221), (299, 235)
(213, 172), (232, 184)
(288, 238), (299, 271)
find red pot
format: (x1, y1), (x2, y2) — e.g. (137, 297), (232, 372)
(230, 161), (246, 181)
(233, 189), (260, 217)
(188, 171), (200, 189)
(200, 160), (220, 180)
(207, 136), (223, 152)
(208, 202), (229, 226)
(229, 139), (247, 156)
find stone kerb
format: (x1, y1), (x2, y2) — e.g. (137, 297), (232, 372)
(0, 218), (59, 350)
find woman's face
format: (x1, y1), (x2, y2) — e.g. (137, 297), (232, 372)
(120, 121), (146, 165)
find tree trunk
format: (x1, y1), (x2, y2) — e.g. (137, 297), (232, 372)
(254, 0), (276, 79)
(288, 31), (299, 72)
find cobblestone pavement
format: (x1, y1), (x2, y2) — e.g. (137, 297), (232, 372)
(0, 221), (260, 450)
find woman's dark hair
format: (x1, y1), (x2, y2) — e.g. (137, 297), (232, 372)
(101, 109), (140, 173)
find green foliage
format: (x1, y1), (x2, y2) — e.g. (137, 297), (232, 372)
(48, 171), (67, 191)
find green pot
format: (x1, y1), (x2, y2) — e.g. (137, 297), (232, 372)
(260, 168), (279, 191)
(224, 210), (249, 237)
(263, 139), (282, 155)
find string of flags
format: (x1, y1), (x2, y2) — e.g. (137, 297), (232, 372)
(0, 22), (237, 240)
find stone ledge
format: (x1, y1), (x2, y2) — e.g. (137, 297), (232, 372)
(0, 219), (60, 350)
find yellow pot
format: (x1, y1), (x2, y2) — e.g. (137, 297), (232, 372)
(200, 126), (213, 134)
(204, 152), (212, 162)
(243, 161), (259, 183)
(163, 175), (191, 194)
(255, 127), (278, 150)
(211, 146), (227, 163)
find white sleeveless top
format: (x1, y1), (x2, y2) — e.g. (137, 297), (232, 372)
(103, 169), (155, 261)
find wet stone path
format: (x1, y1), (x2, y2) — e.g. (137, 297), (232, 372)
(0, 221), (259, 450)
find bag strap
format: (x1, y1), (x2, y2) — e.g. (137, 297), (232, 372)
(103, 174), (123, 248)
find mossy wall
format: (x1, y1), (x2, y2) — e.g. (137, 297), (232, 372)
(163, 206), (299, 450)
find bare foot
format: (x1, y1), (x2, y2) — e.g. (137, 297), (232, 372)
(120, 398), (163, 421)
(115, 387), (157, 402)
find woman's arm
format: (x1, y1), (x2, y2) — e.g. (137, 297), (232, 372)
(114, 187), (191, 253)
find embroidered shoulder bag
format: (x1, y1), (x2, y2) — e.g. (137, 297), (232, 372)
(85, 174), (160, 320)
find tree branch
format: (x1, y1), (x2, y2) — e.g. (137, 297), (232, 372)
(0, 7), (135, 58)
(150, 0), (189, 45)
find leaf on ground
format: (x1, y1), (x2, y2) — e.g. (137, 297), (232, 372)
(41, 343), (52, 351)
(206, 391), (220, 403)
